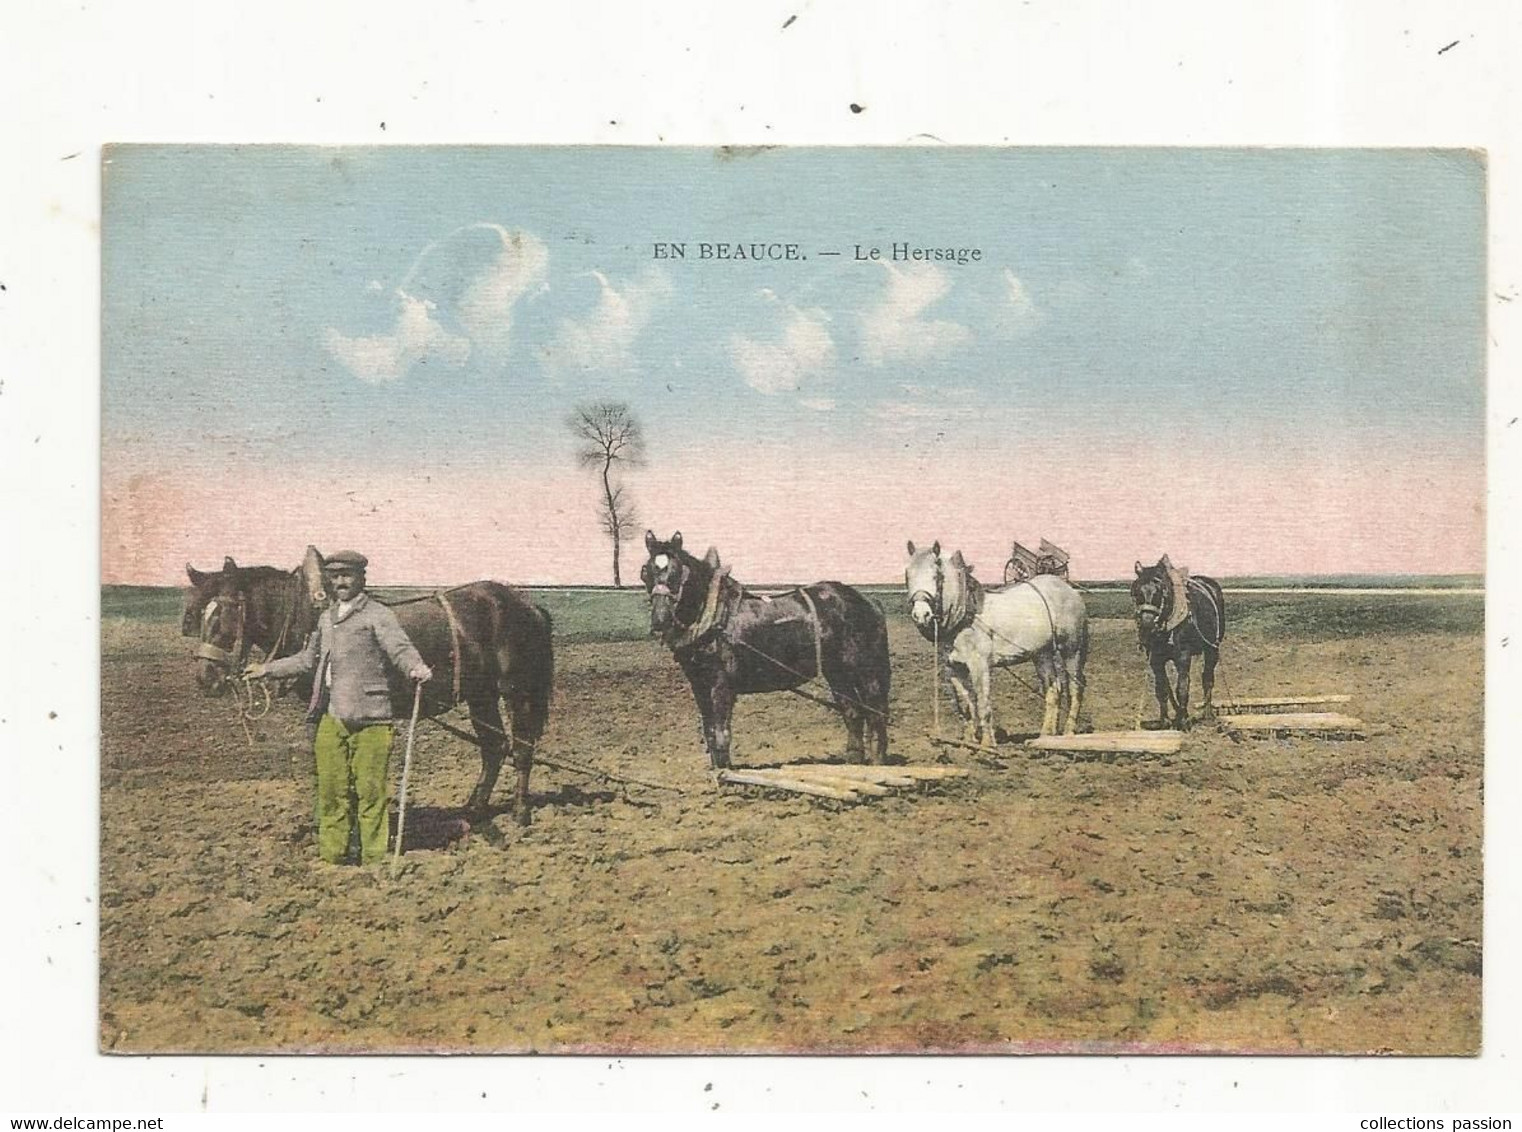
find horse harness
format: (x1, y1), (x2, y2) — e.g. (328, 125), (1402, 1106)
(916, 554), (1059, 664)
(655, 560), (732, 652)
(1135, 574), (1224, 650)
(656, 559), (828, 684)
(386, 587), (470, 705)
(434, 591), (466, 704)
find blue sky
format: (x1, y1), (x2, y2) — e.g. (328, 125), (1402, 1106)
(102, 147), (1485, 582)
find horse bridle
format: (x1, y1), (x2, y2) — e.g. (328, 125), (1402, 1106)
(195, 593), (249, 672)
(1132, 573), (1175, 647)
(194, 570), (310, 673)
(646, 555), (693, 625)
(907, 552), (946, 624)
(910, 552), (981, 634)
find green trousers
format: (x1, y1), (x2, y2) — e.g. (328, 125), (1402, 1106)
(313, 714), (394, 865)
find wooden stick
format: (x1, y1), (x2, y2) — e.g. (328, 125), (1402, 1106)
(780, 767), (916, 789)
(391, 680), (424, 878)
(1025, 731), (1184, 754)
(718, 769), (860, 801)
(803, 775), (892, 796)
(1215, 695), (1352, 712)
(887, 765), (972, 780)
(776, 764), (971, 786)
(780, 763), (915, 779)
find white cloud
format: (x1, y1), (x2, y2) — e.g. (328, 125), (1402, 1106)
(326, 223), (547, 383)
(729, 304), (835, 396)
(799, 397), (837, 412)
(457, 225), (549, 358)
(324, 292), (471, 385)
(543, 267), (672, 373)
(859, 262), (971, 365)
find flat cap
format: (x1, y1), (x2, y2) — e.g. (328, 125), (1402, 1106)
(323, 550), (369, 571)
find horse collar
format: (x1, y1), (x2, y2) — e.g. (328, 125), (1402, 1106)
(941, 560), (981, 636)
(667, 565), (731, 651)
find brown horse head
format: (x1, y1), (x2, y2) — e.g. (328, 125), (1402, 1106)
(184, 557), (246, 694)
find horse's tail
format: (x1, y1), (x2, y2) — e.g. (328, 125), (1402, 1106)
(518, 604), (554, 745)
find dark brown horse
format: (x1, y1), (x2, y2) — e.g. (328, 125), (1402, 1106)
(1130, 555), (1227, 730)
(184, 548), (554, 822)
(640, 531), (890, 769)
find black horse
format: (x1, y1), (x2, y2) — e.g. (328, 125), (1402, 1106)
(640, 530), (890, 768)
(184, 548), (555, 823)
(1130, 555), (1227, 730)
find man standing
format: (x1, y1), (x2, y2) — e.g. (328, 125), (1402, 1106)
(247, 550), (432, 866)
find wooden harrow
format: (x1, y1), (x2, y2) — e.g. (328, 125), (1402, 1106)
(1212, 692), (1364, 739)
(919, 689), (1364, 760)
(718, 763), (970, 803)
(1217, 710), (1365, 740)
(1025, 730), (1184, 756)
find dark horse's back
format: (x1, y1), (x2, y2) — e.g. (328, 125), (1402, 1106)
(1187, 575), (1227, 648)
(388, 581), (554, 741)
(708, 577), (891, 761)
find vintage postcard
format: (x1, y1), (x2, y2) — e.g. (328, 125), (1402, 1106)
(100, 146), (1484, 1054)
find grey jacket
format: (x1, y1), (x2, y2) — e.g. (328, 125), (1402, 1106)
(264, 592), (426, 727)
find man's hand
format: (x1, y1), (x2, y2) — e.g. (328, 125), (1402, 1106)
(410, 663), (433, 684)
(243, 663), (268, 681)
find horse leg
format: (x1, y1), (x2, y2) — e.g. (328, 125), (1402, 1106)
(685, 675), (719, 765)
(464, 695), (509, 816)
(707, 677), (736, 770)
(1200, 647), (1219, 720)
(502, 622), (552, 824)
(1063, 644), (1087, 735)
(839, 697), (867, 761)
(1149, 652), (1172, 728)
(822, 654), (868, 760)
(1036, 653), (1060, 737)
(1173, 652), (1193, 730)
(505, 683), (541, 828)
(946, 660), (977, 743)
(850, 659), (890, 766)
(970, 656), (995, 745)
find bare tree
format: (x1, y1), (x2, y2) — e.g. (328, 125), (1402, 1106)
(568, 401), (646, 586)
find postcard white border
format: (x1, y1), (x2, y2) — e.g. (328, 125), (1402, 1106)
(1, 0), (1517, 1116)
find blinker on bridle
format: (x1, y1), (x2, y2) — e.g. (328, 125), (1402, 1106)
(1133, 575), (1170, 631)
(195, 594), (248, 670)
(647, 555), (690, 611)
(908, 552), (946, 620)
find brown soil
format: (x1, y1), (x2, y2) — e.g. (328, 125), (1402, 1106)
(99, 614), (1482, 1053)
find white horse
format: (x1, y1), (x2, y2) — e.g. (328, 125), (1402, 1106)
(904, 540), (1089, 740)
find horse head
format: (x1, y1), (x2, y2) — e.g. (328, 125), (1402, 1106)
(641, 530), (721, 640)
(904, 540), (972, 638)
(1130, 555), (1175, 646)
(185, 556), (248, 694)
